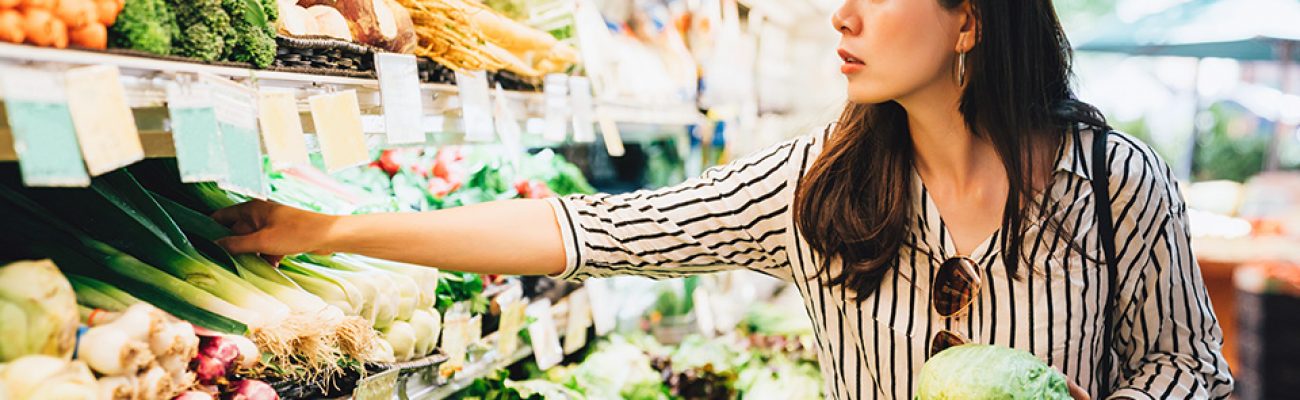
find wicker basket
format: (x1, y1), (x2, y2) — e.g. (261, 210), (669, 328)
(414, 56), (542, 91)
(416, 56), (455, 84)
(271, 35), (379, 79)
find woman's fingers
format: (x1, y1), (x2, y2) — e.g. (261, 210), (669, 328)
(216, 231), (269, 255)
(211, 200), (255, 226)
(1067, 379), (1089, 400)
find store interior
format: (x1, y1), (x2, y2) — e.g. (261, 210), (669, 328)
(0, 0), (1296, 399)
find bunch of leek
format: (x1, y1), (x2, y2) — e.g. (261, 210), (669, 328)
(0, 171), (343, 384)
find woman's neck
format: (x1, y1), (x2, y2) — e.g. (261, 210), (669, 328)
(899, 86), (1003, 190)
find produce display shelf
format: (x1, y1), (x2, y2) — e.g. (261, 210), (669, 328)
(0, 43), (704, 162)
(402, 297), (574, 400)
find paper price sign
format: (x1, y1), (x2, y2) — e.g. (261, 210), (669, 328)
(308, 90), (370, 172)
(257, 91), (311, 170)
(441, 304), (473, 369)
(542, 74), (569, 142)
(375, 53), (425, 145)
(496, 299), (527, 357)
(455, 70), (495, 142)
(692, 287), (717, 337)
(596, 109), (625, 157)
(494, 84), (523, 166)
(202, 74), (268, 199)
(527, 299), (563, 370)
(166, 79), (227, 183)
(64, 64), (143, 176)
(1, 67), (90, 187)
(564, 288), (593, 355)
(585, 278), (618, 336)
(569, 76), (595, 143)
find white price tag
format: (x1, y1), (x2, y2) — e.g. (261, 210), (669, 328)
(308, 90), (370, 172)
(1, 66), (91, 187)
(468, 314), (483, 344)
(526, 299), (563, 370)
(257, 91), (311, 170)
(542, 74), (569, 142)
(496, 299), (527, 357)
(569, 76), (595, 143)
(585, 279), (617, 336)
(564, 288), (593, 354)
(166, 79), (226, 183)
(64, 65), (143, 175)
(692, 287), (716, 337)
(455, 70), (495, 142)
(202, 74), (267, 199)
(493, 84), (523, 165)
(596, 110), (625, 157)
(441, 305), (472, 369)
(375, 53), (425, 144)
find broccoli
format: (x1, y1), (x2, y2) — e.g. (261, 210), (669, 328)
(222, 0), (277, 68)
(168, 0), (233, 62)
(260, 0), (278, 23)
(109, 0), (178, 55)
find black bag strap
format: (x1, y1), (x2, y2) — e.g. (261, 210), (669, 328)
(1088, 125), (1119, 396)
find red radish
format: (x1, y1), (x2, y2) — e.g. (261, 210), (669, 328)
(198, 336), (238, 366)
(377, 149), (402, 176)
(191, 355), (228, 385)
(224, 380), (279, 400)
(198, 335), (259, 370)
(527, 181), (554, 199)
(514, 179), (554, 199)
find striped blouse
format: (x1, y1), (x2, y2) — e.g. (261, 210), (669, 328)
(546, 125), (1233, 399)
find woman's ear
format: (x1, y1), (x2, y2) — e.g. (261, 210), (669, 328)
(955, 1), (978, 53)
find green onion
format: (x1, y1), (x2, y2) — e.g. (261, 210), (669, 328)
(6, 172), (290, 321)
(0, 184), (249, 334)
(66, 274), (134, 312)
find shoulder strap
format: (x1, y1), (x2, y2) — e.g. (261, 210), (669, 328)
(1089, 126), (1119, 396)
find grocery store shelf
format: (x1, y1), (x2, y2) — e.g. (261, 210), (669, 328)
(0, 43), (702, 162)
(406, 338), (536, 400)
(397, 296), (573, 400)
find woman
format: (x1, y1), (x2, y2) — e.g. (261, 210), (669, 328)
(214, 0), (1233, 398)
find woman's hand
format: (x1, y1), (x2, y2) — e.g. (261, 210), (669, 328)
(212, 200), (339, 256)
(1067, 379), (1089, 400)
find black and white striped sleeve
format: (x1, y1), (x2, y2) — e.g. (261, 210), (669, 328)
(545, 134), (821, 282)
(1105, 134), (1234, 399)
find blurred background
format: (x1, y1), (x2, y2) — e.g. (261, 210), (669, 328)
(576, 0), (1300, 398)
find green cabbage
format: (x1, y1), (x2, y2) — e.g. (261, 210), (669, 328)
(916, 344), (1071, 400)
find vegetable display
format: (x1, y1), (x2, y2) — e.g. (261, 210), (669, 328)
(292, 0), (416, 53)
(394, 0), (576, 77)
(916, 344), (1071, 400)
(326, 146), (593, 213)
(455, 331), (822, 400)
(0, 0), (121, 49)
(109, 0), (277, 67)
(108, 0), (173, 54)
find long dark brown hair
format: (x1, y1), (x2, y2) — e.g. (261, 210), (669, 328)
(794, 0), (1109, 300)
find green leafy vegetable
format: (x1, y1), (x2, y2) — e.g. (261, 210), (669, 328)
(917, 344), (1071, 400)
(109, 0), (178, 55)
(223, 0), (277, 67)
(168, 0), (233, 62)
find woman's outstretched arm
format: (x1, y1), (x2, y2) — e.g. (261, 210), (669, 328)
(213, 198), (568, 276)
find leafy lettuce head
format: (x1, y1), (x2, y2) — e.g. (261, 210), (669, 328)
(916, 344), (1072, 400)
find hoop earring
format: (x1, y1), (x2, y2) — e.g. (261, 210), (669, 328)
(957, 52), (967, 87)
